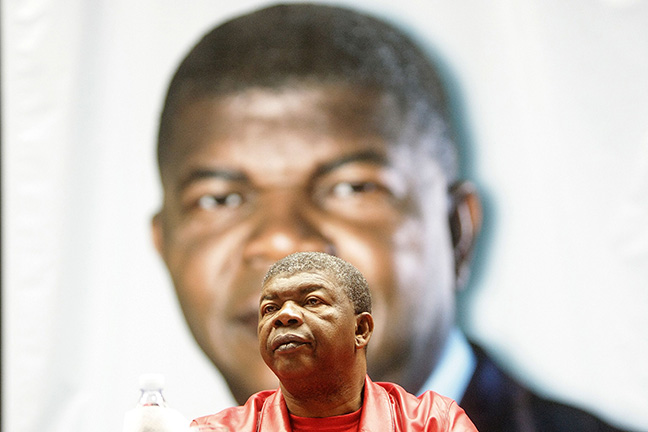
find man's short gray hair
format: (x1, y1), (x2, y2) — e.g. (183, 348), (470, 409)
(263, 252), (372, 314)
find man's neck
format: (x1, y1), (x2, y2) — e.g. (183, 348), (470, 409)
(279, 374), (365, 418)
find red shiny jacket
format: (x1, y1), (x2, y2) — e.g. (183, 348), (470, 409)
(191, 376), (478, 431)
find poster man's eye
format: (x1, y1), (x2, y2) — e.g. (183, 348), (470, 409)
(197, 193), (243, 210)
(332, 181), (380, 197)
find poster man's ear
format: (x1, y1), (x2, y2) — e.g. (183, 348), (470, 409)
(151, 212), (165, 257)
(449, 181), (482, 290)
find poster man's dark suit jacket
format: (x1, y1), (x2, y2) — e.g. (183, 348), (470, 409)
(460, 344), (628, 432)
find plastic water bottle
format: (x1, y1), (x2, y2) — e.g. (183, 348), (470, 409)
(122, 373), (190, 432)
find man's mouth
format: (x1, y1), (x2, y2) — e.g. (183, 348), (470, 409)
(271, 334), (310, 352)
(276, 341), (307, 352)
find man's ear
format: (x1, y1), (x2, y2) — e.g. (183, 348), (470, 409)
(449, 181), (482, 290)
(355, 312), (374, 349)
(151, 211), (165, 257)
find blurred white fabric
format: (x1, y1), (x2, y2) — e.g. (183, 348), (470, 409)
(3, 1), (648, 431)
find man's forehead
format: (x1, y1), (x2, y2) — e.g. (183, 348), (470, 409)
(168, 84), (405, 145)
(218, 85), (355, 119)
(195, 84), (402, 130)
(161, 84), (428, 182)
(261, 271), (340, 298)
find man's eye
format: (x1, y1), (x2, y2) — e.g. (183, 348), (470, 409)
(197, 193), (243, 210)
(261, 304), (277, 316)
(305, 297), (321, 306)
(331, 181), (380, 197)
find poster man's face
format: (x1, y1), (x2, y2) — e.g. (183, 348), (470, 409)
(153, 84), (457, 403)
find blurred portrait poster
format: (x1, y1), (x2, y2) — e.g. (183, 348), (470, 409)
(3, 1), (648, 431)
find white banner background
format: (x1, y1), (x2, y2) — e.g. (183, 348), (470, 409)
(3, 0), (648, 431)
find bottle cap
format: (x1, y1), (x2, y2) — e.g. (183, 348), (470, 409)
(138, 373), (165, 391)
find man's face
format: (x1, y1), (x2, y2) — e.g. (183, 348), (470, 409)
(154, 84), (457, 402)
(258, 270), (360, 381)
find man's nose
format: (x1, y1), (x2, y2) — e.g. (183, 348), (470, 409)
(274, 302), (303, 327)
(243, 191), (335, 264)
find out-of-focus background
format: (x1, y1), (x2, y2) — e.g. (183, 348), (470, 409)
(3, 1), (648, 431)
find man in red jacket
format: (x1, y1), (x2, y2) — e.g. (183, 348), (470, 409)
(191, 252), (478, 431)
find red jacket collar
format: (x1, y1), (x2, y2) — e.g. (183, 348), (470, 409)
(257, 376), (394, 432)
